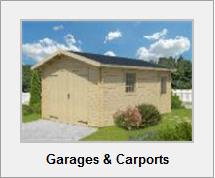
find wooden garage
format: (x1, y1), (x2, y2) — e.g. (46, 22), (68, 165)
(32, 50), (171, 127)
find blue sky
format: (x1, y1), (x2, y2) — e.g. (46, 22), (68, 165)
(22, 21), (192, 65)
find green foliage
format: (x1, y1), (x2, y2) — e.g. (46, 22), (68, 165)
(23, 66), (41, 119)
(158, 56), (192, 89)
(175, 121), (192, 140)
(22, 104), (34, 115)
(157, 120), (192, 141)
(131, 120), (192, 141)
(22, 112), (41, 123)
(30, 70), (41, 107)
(114, 112), (126, 128)
(31, 103), (41, 114)
(23, 103), (41, 115)
(82, 126), (128, 141)
(22, 65), (32, 92)
(171, 95), (184, 109)
(137, 104), (161, 127)
(159, 56), (176, 69)
(22, 103), (41, 123)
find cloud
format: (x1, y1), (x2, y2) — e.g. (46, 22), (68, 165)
(136, 36), (190, 62)
(144, 28), (168, 41)
(104, 51), (116, 57)
(64, 34), (76, 46)
(104, 30), (122, 43)
(53, 25), (64, 31)
(22, 34), (81, 61)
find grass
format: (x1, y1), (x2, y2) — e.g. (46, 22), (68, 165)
(22, 112), (41, 123)
(81, 109), (192, 141)
(22, 104), (41, 123)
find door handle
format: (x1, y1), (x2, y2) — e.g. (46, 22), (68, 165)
(67, 93), (70, 99)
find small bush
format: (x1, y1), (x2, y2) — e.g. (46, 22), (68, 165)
(114, 106), (142, 130)
(129, 120), (192, 141)
(31, 103), (41, 114)
(22, 103), (41, 115)
(157, 120), (192, 141)
(171, 95), (184, 109)
(138, 104), (161, 127)
(113, 110), (126, 128)
(175, 121), (192, 140)
(22, 105), (34, 115)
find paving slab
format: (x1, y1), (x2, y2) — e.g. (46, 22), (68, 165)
(21, 120), (97, 142)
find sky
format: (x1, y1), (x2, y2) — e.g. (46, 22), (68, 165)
(22, 21), (192, 65)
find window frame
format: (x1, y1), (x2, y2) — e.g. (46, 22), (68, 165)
(161, 76), (167, 94)
(125, 73), (136, 93)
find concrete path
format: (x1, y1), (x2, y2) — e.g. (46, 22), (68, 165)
(21, 120), (97, 142)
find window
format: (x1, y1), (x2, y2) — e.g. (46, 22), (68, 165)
(126, 73), (136, 93)
(161, 77), (167, 94)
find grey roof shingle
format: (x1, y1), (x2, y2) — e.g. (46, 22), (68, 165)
(71, 51), (167, 69)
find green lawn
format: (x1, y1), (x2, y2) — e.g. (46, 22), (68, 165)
(22, 113), (41, 123)
(22, 104), (41, 123)
(81, 109), (192, 141)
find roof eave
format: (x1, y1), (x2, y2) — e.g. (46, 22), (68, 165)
(31, 50), (102, 70)
(31, 50), (61, 70)
(31, 50), (172, 72)
(101, 64), (172, 72)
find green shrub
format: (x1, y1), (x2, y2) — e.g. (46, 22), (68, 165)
(22, 105), (34, 115)
(30, 70), (41, 106)
(137, 104), (161, 127)
(156, 121), (192, 141)
(129, 120), (192, 141)
(22, 103), (41, 115)
(113, 106), (142, 130)
(171, 95), (184, 109)
(114, 111), (126, 128)
(175, 121), (192, 140)
(158, 121), (192, 141)
(31, 103), (41, 114)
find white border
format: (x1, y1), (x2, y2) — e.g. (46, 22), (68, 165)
(1, 1), (213, 177)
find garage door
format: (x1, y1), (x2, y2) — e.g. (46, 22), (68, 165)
(45, 68), (69, 122)
(44, 62), (89, 124)
(67, 67), (88, 124)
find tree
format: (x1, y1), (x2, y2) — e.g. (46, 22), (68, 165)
(22, 65), (32, 92)
(30, 70), (41, 106)
(158, 56), (192, 89)
(159, 56), (176, 69)
(173, 58), (192, 89)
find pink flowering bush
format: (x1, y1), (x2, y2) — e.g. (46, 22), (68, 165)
(113, 106), (142, 130)
(113, 104), (161, 130)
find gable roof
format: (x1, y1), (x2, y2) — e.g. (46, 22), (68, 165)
(72, 51), (166, 69)
(32, 50), (171, 71)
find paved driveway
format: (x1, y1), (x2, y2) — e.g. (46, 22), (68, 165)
(21, 120), (97, 142)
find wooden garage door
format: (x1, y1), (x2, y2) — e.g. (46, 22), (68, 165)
(56, 69), (69, 122)
(67, 67), (88, 124)
(44, 64), (88, 124)
(45, 68), (68, 121)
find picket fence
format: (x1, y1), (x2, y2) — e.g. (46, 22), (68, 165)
(172, 89), (192, 103)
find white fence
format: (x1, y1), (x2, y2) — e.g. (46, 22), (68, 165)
(22, 92), (30, 105)
(172, 89), (192, 103)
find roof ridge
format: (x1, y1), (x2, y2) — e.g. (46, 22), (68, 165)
(69, 50), (167, 69)
(72, 51), (139, 61)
